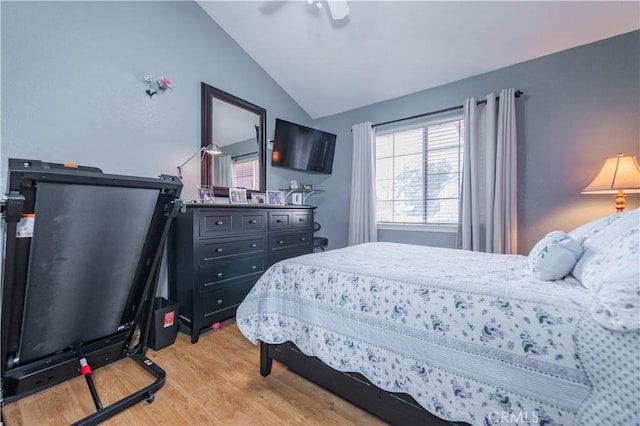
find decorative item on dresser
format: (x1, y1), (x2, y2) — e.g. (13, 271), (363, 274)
(168, 204), (314, 343)
(229, 188), (248, 204)
(266, 190), (285, 205)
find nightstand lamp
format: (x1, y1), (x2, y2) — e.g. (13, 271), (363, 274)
(177, 143), (222, 179)
(582, 153), (640, 212)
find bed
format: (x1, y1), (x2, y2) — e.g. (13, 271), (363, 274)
(236, 209), (639, 425)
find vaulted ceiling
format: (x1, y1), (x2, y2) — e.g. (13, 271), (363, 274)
(199, 1), (639, 119)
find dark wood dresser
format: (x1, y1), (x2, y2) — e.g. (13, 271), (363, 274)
(168, 204), (314, 343)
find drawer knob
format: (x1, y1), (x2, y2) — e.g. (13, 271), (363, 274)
(300, 237), (306, 241)
(278, 240), (284, 244)
(299, 218), (304, 222)
(217, 299), (223, 305)
(250, 243), (257, 248)
(251, 265), (257, 270)
(216, 221), (224, 226)
(216, 248), (223, 253)
(249, 219), (257, 224)
(217, 272), (223, 278)
(276, 219), (282, 223)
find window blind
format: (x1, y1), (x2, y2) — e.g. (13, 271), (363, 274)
(375, 115), (464, 225)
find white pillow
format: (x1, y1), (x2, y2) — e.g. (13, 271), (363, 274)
(528, 231), (584, 281)
(568, 210), (630, 244)
(571, 209), (640, 287)
(589, 276), (640, 331)
(582, 225), (640, 331)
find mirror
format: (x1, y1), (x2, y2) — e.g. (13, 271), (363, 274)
(201, 82), (266, 196)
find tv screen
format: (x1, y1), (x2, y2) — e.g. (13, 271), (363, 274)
(272, 118), (336, 174)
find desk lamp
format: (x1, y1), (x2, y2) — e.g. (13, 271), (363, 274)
(177, 143), (222, 179)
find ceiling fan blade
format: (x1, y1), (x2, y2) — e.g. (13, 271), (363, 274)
(327, 0), (349, 20)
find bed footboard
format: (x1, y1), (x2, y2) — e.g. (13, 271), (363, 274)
(259, 341), (466, 426)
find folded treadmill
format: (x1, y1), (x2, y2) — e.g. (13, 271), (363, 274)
(1, 158), (183, 425)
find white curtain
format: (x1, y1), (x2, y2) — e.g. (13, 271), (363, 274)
(459, 88), (517, 254)
(218, 156), (236, 188)
(348, 122), (377, 245)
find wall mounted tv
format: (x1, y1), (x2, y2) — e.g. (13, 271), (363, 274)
(272, 118), (336, 174)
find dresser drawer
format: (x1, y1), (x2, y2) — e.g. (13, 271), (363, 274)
(199, 255), (264, 290)
(200, 278), (257, 320)
(200, 210), (267, 237)
(269, 212), (290, 229)
(292, 211), (312, 229)
(199, 236), (265, 264)
(269, 232), (313, 251)
(241, 213), (266, 232)
(200, 212), (233, 237)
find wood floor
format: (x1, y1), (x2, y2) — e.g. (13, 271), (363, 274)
(2, 320), (386, 425)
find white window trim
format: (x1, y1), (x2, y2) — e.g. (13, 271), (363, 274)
(376, 110), (462, 136)
(234, 153), (259, 164)
(377, 222), (458, 233)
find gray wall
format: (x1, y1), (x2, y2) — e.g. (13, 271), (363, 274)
(0, 1), (315, 295)
(313, 31), (640, 254)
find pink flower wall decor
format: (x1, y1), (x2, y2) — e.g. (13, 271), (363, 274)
(145, 75), (173, 98)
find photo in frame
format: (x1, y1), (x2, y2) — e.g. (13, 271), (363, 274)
(291, 192), (303, 205)
(266, 190), (285, 206)
(198, 186), (214, 202)
(252, 193), (267, 204)
(229, 188), (248, 204)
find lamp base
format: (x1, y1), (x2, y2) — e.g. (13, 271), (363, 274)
(615, 189), (626, 212)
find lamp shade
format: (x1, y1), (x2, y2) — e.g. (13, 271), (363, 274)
(204, 143), (223, 155)
(582, 153), (640, 194)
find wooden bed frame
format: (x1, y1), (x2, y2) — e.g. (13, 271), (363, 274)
(260, 341), (468, 426)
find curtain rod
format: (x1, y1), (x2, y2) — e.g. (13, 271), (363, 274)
(372, 90), (523, 128)
(231, 151), (258, 161)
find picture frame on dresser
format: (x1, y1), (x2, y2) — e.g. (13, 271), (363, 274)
(252, 193), (267, 204)
(291, 192), (303, 205)
(266, 190), (285, 206)
(198, 186), (214, 202)
(229, 188), (247, 204)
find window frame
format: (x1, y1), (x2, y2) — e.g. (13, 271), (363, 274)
(374, 111), (464, 231)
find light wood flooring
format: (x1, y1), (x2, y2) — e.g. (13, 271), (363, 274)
(2, 320), (386, 425)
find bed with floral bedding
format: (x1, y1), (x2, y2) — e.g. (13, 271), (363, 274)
(236, 209), (639, 426)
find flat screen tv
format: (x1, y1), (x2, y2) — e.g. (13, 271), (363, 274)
(272, 118), (336, 174)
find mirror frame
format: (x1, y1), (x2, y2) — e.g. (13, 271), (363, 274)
(201, 82), (267, 197)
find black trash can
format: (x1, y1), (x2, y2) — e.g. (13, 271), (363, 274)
(148, 297), (179, 350)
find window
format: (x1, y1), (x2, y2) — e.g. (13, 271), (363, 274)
(375, 114), (464, 226)
(233, 158), (258, 189)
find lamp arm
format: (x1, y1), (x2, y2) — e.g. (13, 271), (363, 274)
(177, 146), (206, 178)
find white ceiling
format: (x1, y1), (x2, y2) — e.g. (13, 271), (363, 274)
(198, 1), (640, 119)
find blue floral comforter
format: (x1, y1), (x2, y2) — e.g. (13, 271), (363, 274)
(236, 242), (638, 425)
